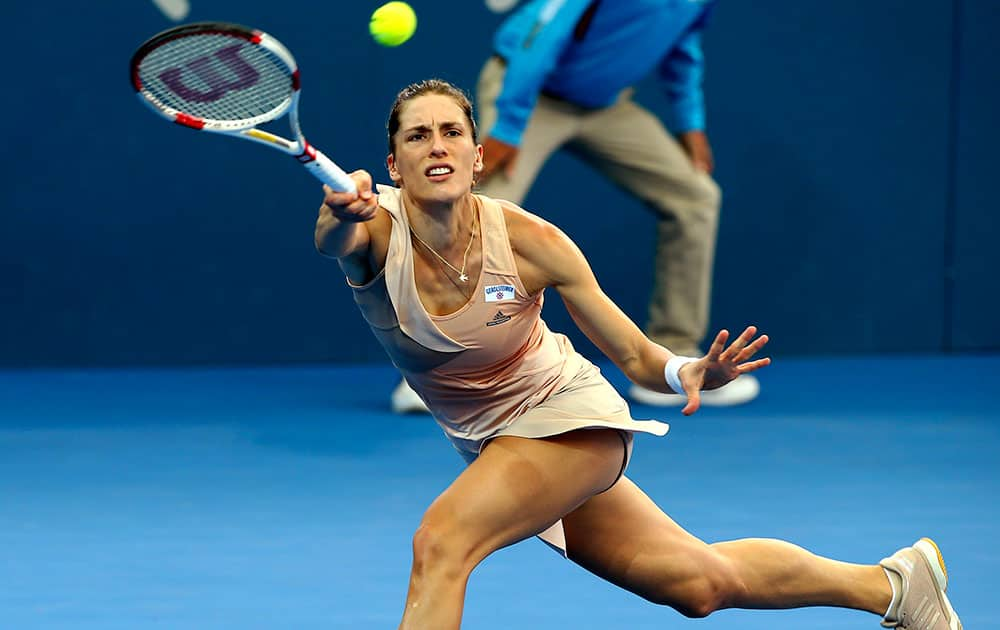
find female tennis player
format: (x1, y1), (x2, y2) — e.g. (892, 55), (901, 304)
(316, 79), (961, 630)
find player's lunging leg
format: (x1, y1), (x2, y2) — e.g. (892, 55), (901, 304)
(399, 429), (626, 630)
(563, 477), (959, 628)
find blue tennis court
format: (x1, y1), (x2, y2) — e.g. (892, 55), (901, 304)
(1, 355), (994, 629)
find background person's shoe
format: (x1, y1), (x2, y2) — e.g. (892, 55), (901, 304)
(880, 538), (962, 629)
(700, 373), (759, 406)
(390, 379), (430, 414)
(628, 383), (686, 406)
(629, 374), (760, 407)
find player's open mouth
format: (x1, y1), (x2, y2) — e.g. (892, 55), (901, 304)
(425, 165), (454, 180)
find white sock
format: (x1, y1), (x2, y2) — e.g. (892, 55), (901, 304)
(883, 566), (902, 619)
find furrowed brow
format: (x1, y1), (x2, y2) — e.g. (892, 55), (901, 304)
(404, 121), (464, 133)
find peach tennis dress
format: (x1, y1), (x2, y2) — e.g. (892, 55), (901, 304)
(348, 185), (669, 553)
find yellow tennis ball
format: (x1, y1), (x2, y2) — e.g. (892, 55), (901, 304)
(370, 2), (417, 47)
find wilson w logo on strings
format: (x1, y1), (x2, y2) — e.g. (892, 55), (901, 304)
(159, 45), (260, 103)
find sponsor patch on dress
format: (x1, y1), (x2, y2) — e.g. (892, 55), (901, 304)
(484, 284), (516, 302)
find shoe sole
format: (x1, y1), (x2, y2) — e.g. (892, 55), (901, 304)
(914, 538), (962, 630)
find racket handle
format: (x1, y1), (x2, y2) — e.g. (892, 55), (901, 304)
(302, 148), (357, 193)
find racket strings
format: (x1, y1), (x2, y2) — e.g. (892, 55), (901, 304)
(138, 34), (292, 123)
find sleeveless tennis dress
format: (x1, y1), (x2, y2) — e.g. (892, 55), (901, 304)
(349, 185), (669, 554)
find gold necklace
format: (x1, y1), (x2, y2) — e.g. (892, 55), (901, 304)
(409, 209), (478, 283)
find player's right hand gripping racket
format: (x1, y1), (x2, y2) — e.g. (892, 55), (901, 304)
(130, 22), (356, 192)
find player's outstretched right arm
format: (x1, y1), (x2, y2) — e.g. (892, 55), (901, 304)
(314, 169), (379, 260)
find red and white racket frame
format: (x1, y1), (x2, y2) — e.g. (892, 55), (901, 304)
(131, 22), (356, 192)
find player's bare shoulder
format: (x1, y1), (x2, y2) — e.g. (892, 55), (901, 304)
(493, 198), (579, 291)
(494, 199), (564, 259)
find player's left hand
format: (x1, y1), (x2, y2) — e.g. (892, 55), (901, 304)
(679, 326), (770, 415)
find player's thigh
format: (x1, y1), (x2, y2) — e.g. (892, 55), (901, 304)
(562, 476), (731, 605)
(421, 429), (627, 563)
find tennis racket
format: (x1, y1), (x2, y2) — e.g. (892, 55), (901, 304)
(130, 22), (356, 192)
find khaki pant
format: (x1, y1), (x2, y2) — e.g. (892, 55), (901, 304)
(475, 57), (721, 355)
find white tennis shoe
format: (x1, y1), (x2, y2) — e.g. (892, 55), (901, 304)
(880, 538), (962, 630)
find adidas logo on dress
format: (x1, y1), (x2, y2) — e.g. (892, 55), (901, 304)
(486, 311), (512, 327)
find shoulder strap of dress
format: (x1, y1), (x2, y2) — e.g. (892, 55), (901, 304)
(476, 193), (519, 277)
(376, 184), (466, 353)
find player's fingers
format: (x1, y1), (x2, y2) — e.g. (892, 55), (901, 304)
(356, 195), (379, 221)
(737, 357), (771, 373)
(324, 188), (358, 208)
(351, 169), (372, 187)
(706, 329), (729, 360)
(682, 388), (701, 416)
(735, 334), (769, 362)
(720, 325), (757, 361)
(347, 198), (376, 219)
(724, 326), (758, 360)
(353, 170), (374, 200)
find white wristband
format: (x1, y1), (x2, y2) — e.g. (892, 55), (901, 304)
(664, 356), (699, 395)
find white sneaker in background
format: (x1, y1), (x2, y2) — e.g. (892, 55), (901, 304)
(700, 373), (760, 406)
(390, 379), (430, 414)
(628, 383), (687, 406)
(629, 374), (760, 407)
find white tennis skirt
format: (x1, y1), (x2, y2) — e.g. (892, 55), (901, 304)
(455, 351), (669, 556)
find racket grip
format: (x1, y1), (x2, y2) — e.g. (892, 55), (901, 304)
(302, 148), (357, 193)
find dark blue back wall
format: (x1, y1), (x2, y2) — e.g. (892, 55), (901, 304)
(952, 0), (1000, 351)
(1, 1), (996, 367)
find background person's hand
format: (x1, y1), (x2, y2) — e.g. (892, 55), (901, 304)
(678, 130), (715, 174)
(679, 326), (770, 415)
(478, 136), (520, 183)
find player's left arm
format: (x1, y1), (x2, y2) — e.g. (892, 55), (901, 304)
(506, 206), (674, 392)
(506, 202), (769, 414)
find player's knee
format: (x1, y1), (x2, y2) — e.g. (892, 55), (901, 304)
(647, 559), (739, 618)
(670, 583), (724, 619)
(410, 519), (474, 580)
(662, 577), (729, 618)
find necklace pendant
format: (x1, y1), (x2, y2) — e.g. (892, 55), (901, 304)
(459, 273), (469, 282)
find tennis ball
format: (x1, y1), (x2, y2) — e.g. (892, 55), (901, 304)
(370, 2), (417, 47)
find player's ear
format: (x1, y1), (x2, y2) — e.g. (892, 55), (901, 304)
(473, 144), (484, 173)
(386, 153), (402, 184)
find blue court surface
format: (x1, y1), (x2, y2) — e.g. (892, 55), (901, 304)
(1, 355), (996, 629)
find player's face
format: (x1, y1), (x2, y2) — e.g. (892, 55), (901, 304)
(387, 94), (483, 204)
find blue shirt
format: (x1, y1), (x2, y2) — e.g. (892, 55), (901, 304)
(492, 0), (715, 146)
